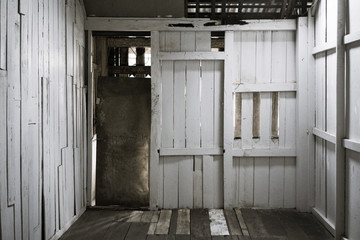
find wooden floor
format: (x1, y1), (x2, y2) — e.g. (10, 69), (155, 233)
(59, 208), (333, 240)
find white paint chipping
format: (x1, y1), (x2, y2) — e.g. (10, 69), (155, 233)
(209, 209), (230, 236)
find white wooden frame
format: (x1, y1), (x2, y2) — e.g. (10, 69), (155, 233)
(84, 19), (300, 210)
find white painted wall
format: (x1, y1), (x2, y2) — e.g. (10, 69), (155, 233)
(0, 0), (87, 239)
(312, 0), (360, 239)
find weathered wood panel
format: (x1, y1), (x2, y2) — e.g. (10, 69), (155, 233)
(0, 0), (87, 239)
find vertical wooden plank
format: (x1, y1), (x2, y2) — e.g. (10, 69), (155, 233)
(335, 0), (346, 238)
(178, 32), (195, 208)
(195, 32), (211, 51)
(6, 0), (22, 238)
(326, 142), (336, 224)
(202, 155), (213, 208)
(224, 31), (235, 208)
(239, 158), (254, 207)
(174, 60), (193, 208)
(269, 158), (285, 208)
(193, 156), (203, 208)
(212, 156), (224, 208)
(254, 158), (269, 208)
(241, 93), (253, 148)
(176, 209), (190, 235)
(213, 60), (223, 148)
(150, 31), (161, 209)
(0, 0), (7, 69)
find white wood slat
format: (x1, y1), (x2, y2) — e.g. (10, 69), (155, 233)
(159, 52), (225, 60)
(195, 32), (211, 51)
(239, 158), (254, 207)
(176, 209), (190, 235)
(255, 31), (272, 84)
(313, 128), (336, 144)
(193, 156), (203, 208)
(234, 208), (250, 236)
(344, 31), (360, 45)
(269, 158), (285, 208)
(312, 41), (336, 55)
(202, 155), (213, 208)
(233, 83), (297, 92)
(271, 31), (287, 83)
(86, 18), (297, 32)
(150, 31), (161, 209)
(254, 158), (269, 207)
(209, 209), (230, 236)
(284, 157), (296, 208)
(343, 139), (360, 153)
(213, 61), (223, 148)
(326, 142), (336, 225)
(232, 148), (296, 157)
(160, 148), (223, 156)
(241, 93), (253, 148)
(155, 210), (172, 235)
(0, 0), (7, 69)
(164, 158), (179, 208)
(185, 61), (201, 148)
(223, 31), (235, 208)
(213, 156), (224, 208)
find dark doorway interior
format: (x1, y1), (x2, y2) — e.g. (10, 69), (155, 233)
(96, 77), (150, 207)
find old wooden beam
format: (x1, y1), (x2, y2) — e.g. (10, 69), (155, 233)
(107, 38), (150, 48)
(109, 66), (151, 75)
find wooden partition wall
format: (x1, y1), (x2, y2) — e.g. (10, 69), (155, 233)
(0, 0), (87, 239)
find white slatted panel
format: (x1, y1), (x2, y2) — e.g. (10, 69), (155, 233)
(233, 30), (296, 208)
(158, 31), (224, 208)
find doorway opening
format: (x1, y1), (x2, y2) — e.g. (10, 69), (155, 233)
(91, 32), (151, 208)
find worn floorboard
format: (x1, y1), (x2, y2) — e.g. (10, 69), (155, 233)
(60, 208), (333, 240)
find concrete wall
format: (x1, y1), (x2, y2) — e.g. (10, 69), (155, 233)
(0, 0), (87, 239)
(84, 0), (184, 18)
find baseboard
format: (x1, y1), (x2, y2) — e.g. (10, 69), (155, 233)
(312, 207), (336, 237)
(50, 207), (87, 240)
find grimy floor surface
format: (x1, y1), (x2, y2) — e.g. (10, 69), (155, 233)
(60, 208), (333, 240)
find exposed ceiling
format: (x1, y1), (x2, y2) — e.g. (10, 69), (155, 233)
(83, 0), (185, 18)
(83, 0), (312, 23)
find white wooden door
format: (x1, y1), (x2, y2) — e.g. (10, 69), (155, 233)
(150, 28), (297, 209)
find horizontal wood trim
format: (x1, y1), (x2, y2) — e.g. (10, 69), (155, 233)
(313, 128), (336, 144)
(108, 37), (151, 48)
(85, 18), (296, 32)
(108, 66), (151, 74)
(159, 52), (225, 60)
(312, 208), (335, 237)
(232, 148), (296, 157)
(312, 41), (336, 55)
(160, 148), (223, 156)
(343, 139), (360, 153)
(344, 31), (360, 45)
(233, 83), (297, 93)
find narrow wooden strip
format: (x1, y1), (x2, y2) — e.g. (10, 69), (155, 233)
(312, 208), (336, 236)
(313, 127), (336, 144)
(209, 209), (230, 236)
(155, 210), (172, 235)
(232, 148), (296, 157)
(108, 37), (151, 47)
(224, 209), (242, 236)
(312, 41), (336, 55)
(234, 208), (249, 236)
(160, 148), (223, 156)
(159, 52), (225, 60)
(344, 31), (360, 45)
(176, 209), (190, 235)
(127, 211), (144, 222)
(233, 83), (297, 93)
(151, 211), (160, 223)
(141, 211), (154, 223)
(191, 209), (211, 238)
(343, 139), (360, 153)
(85, 18), (296, 32)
